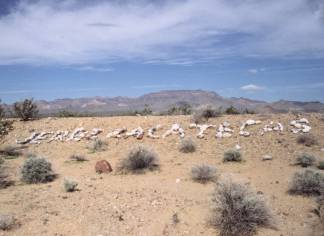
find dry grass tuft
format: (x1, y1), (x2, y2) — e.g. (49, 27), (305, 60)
(210, 181), (275, 236)
(191, 164), (217, 183)
(289, 169), (324, 196)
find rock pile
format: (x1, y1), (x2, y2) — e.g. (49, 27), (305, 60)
(290, 118), (311, 133)
(106, 128), (127, 138)
(216, 121), (234, 138)
(162, 124), (185, 138)
(261, 122), (284, 135)
(125, 127), (144, 140)
(239, 119), (261, 137)
(189, 124), (215, 138)
(147, 125), (161, 139)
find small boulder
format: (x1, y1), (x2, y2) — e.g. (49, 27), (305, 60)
(262, 155), (273, 161)
(95, 160), (113, 174)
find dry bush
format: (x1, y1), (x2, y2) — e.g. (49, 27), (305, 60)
(88, 139), (107, 153)
(70, 154), (88, 162)
(297, 134), (317, 147)
(21, 158), (56, 184)
(210, 181), (274, 236)
(13, 98), (38, 121)
(118, 145), (159, 173)
(223, 150), (242, 162)
(191, 106), (221, 124)
(0, 165), (14, 189)
(179, 137), (196, 153)
(289, 169), (324, 196)
(191, 164), (217, 183)
(295, 153), (316, 168)
(315, 197), (324, 226)
(0, 146), (22, 159)
(0, 120), (13, 138)
(64, 179), (78, 192)
(0, 214), (16, 231)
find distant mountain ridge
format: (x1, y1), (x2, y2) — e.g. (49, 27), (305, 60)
(5, 90), (324, 114)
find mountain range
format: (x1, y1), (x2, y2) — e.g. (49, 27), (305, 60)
(5, 90), (324, 115)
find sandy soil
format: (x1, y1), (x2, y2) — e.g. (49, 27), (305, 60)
(0, 113), (324, 236)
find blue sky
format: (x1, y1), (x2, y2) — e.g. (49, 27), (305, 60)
(0, 0), (324, 104)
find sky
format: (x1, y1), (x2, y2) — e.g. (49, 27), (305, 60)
(0, 0), (324, 104)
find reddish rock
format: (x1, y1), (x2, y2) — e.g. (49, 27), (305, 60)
(95, 160), (113, 174)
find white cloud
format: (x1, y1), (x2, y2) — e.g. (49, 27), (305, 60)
(248, 69), (259, 74)
(77, 66), (114, 72)
(240, 84), (265, 92)
(0, 0), (323, 65)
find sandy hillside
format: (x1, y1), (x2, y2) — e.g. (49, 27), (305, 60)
(0, 113), (324, 236)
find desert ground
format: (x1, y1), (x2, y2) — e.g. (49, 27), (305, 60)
(0, 113), (323, 236)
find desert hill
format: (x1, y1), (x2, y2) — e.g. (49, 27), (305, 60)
(5, 90), (324, 115)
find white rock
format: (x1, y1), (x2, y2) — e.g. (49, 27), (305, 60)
(235, 144), (241, 150)
(262, 155), (273, 161)
(298, 118), (309, 124)
(216, 132), (223, 138)
(176, 178), (181, 184)
(223, 121), (230, 127)
(302, 125), (311, 133)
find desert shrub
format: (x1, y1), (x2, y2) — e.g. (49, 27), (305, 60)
(191, 164), (217, 183)
(0, 120), (13, 138)
(315, 197), (324, 226)
(225, 106), (240, 115)
(289, 169), (324, 196)
(64, 179), (78, 192)
(295, 153), (316, 168)
(70, 154), (88, 162)
(13, 98), (38, 121)
(0, 167), (13, 189)
(0, 214), (16, 231)
(223, 150), (242, 162)
(167, 102), (192, 115)
(56, 109), (79, 117)
(0, 100), (4, 119)
(297, 134), (317, 147)
(0, 146), (22, 159)
(179, 137), (196, 153)
(118, 145), (159, 173)
(21, 158), (56, 184)
(318, 161), (324, 170)
(192, 106), (221, 123)
(210, 181), (274, 236)
(87, 139), (106, 153)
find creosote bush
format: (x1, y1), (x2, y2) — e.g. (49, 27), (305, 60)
(223, 150), (242, 162)
(210, 181), (274, 236)
(13, 98), (38, 121)
(318, 161), (324, 170)
(191, 164), (217, 183)
(0, 214), (16, 231)
(70, 154), (88, 162)
(192, 106), (221, 124)
(118, 145), (159, 173)
(88, 139), (107, 153)
(289, 169), (324, 196)
(21, 158), (56, 184)
(179, 137), (196, 153)
(295, 153), (316, 168)
(296, 134), (317, 147)
(64, 179), (78, 192)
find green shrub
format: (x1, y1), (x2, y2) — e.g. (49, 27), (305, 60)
(13, 98), (39, 121)
(210, 181), (274, 236)
(21, 158), (56, 184)
(179, 137), (196, 153)
(225, 106), (240, 115)
(223, 150), (242, 162)
(289, 169), (324, 196)
(118, 145), (159, 173)
(295, 153), (316, 168)
(64, 179), (78, 192)
(191, 164), (217, 183)
(318, 161), (324, 170)
(0, 166), (13, 189)
(192, 106), (221, 124)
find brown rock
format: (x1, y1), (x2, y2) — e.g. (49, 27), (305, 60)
(95, 160), (113, 174)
